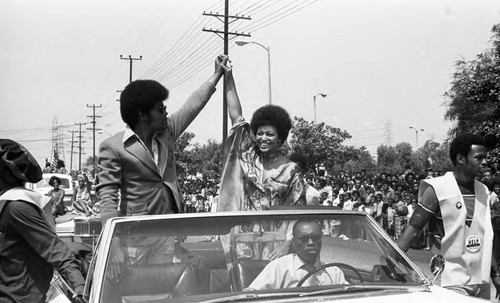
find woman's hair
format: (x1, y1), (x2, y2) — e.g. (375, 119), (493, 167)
(250, 105), (292, 142)
(48, 175), (62, 187)
(120, 80), (169, 128)
(77, 174), (91, 190)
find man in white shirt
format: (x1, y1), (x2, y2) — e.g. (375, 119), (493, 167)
(246, 220), (348, 290)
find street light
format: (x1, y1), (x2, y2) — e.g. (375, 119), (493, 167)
(313, 93), (327, 124)
(235, 40), (272, 104)
(409, 126), (424, 148)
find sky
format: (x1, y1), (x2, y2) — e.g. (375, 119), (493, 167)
(1, 0), (500, 168)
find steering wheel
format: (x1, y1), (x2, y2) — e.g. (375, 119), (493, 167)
(297, 262), (364, 287)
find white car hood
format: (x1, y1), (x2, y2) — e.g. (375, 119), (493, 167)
(248, 285), (488, 303)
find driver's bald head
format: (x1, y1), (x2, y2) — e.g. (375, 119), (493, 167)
(292, 220), (322, 237)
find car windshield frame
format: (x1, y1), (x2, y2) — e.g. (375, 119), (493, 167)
(87, 209), (430, 302)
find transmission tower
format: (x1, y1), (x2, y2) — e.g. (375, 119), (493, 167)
(58, 123), (65, 162)
(384, 120), (393, 146)
(51, 116), (59, 161)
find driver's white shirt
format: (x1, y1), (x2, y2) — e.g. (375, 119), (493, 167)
(246, 253), (348, 290)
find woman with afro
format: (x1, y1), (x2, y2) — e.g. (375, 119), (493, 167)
(217, 59), (306, 260)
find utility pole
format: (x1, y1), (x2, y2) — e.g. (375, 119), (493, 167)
(87, 104), (102, 177)
(75, 122), (86, 171)
(68, 130), (78, 171)
(202, 1), (251, 142)
(51, 116), (59, 163)
(120, 55), (142, 83)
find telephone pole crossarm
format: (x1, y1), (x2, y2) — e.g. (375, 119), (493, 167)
(120, 55), (142, 83)
(202, 1), (251, 142)
(202, 29), (251, 37)
(202, 12), (251, 20)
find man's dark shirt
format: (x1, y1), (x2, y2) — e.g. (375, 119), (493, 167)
(0, 200), (85, 302)
(409, 178), (475, 248)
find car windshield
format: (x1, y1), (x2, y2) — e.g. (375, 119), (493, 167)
(96, 210), (427, 302)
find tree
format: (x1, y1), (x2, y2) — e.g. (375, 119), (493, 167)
(375, 140), (453, 177)
(174, 132), (196, 177)
(187, 139), (223, 180)
(395, 142), (413, 171)
(343, 147), (376, 175)
(376, 145), (402, 175)
(444, 23), (500, 164)
(417, 140), (453, 173)
(289, 117), (373, 173)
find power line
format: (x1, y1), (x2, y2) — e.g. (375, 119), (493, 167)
(240, 0), (272, 14)
(0, 123), (76, 134)
(239, 0), (318, 33)
(347, 127), (386, 134)
(158, 36), (222, 85)
(140, 15), (206, 79)
(238, 0), (275, 16)
(158, 0), (319, 90)
(169, 43), (238, 89)
(155, 34), (218, 83)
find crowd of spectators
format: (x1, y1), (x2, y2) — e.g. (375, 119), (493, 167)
(178, 164), (500, 249)
(50, 157), (500, 245)
(179, 175), (219, 213)
(307, 166), (500, 246)
(308, 169), (430, 242)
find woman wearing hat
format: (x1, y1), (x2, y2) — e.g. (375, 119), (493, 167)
(0, 139), (85, 302)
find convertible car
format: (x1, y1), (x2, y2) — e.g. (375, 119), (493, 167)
(49, 208), (487, 302)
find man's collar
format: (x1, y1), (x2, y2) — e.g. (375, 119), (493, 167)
(123, 124), (135, 143)
(123, 124), (161, 144)
(292, 253), (320, 270)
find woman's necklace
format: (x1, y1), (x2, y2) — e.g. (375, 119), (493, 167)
(262, 152), (281, 167)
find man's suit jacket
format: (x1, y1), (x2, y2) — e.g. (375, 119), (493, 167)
(97, 82), (216, 224)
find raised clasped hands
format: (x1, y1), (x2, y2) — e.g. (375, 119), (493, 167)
(215, 54), (229, 75)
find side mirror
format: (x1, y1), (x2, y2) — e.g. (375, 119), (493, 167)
(429, 254), (445, 285)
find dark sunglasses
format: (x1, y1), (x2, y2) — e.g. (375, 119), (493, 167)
(296, 234), (322, 243)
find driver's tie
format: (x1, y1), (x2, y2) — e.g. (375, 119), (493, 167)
(303, 264), (321, 286)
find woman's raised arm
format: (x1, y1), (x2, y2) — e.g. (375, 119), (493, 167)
(221, 58), (243, 125)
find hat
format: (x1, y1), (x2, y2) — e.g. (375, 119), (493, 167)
(0, 139), (42, 183)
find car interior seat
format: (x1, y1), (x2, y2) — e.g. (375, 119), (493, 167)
(102, 262), (198, 303)
(231, 259), (269, 291)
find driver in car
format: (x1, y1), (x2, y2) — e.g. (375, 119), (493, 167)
(245, 220), (348, 290)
